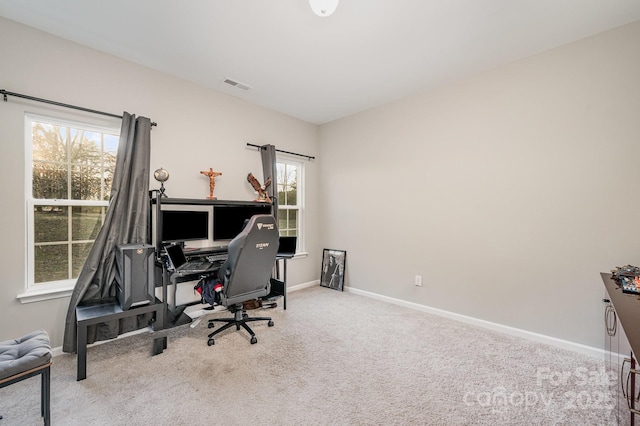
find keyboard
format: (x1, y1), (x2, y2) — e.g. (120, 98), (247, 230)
(186, 260), (209, 269)
(207, 253), (228, 263)
(176, 260), (213, 273)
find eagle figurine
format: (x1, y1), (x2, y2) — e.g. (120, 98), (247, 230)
(247, 173), (272, 203)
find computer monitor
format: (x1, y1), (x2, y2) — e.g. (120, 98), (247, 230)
(160, 210), (209, 243)
(213, 204), (272, 241)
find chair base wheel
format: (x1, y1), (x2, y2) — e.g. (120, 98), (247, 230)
(268, 320), (274, 327)
(208, 322), (214, 328)
(207, 338), (215, 346)
(250, 336), (257, 344)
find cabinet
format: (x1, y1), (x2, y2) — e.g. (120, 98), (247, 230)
(602, 273), (640, 425)
(604, 297), (635, 425)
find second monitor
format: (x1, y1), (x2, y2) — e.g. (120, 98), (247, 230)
(213, 204), (272, 241)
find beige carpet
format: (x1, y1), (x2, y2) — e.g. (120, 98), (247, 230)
(0, 285), (619, 425)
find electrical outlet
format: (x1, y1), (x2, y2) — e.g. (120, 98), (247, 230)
(415, 275), (422, 286)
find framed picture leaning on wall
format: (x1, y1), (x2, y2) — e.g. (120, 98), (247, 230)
(320, 249), (346, 291)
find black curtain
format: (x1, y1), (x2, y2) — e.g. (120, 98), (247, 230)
(62, 113), (151, 353)
(260, 144), (278, 221)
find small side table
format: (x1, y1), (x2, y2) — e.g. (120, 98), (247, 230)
(75, 300), (166, 381)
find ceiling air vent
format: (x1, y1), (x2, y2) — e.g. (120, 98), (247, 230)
(223, 78), (252, 91)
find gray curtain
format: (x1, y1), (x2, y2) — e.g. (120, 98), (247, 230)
(260, 144), (278, 220)
(62, 112), (151, 353)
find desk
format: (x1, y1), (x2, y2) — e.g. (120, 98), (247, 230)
(75, 300), (165, 381)
(160, 251), (289, 326)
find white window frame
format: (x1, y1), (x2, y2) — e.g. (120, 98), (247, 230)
(20, 113), (120, 303)
(276, 154), (306, 257)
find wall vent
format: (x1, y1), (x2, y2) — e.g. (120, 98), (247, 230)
(223, 78), (252, 91)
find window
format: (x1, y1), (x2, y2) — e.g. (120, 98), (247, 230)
(25, 115), (119, 296)
(277, 157), (304, 252)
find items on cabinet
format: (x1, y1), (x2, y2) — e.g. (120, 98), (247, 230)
(611, 265), (640, 295)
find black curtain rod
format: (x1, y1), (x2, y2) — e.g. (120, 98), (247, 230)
(1, 89), (157, 127)
(246, 143), (315, 160)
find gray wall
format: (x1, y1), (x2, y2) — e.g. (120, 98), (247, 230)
(0, 17), (320, 347)
(318, 21), (640, 349)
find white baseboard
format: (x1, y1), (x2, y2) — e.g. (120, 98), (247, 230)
(345, 285), (607, 360)
(51, 326), (153, 357)
(288, 279), (319, 292)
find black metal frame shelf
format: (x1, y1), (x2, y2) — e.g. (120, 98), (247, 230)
(149, 192), (276, 329)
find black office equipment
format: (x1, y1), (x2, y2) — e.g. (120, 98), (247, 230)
(161, 210), (209, 243)
(277, 236), (297, 258)
(207, 214), (279, 345)
(149, 196), (281, 329)
(165, 244), (215, 274)
(115, 244), (155, 310)
(213, 204), (272, 240)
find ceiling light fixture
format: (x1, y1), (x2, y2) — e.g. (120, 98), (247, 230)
(309, 0), (339, 17)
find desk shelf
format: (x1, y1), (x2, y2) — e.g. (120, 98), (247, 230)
(151, 197), (270, 207)
(149, 193), (286, 330)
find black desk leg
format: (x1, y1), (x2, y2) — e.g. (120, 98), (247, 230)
(275, 258), (288, 310)
(283, 258), (287, 310)
(77, 323), (87, 381)
(151, 302), (167, 355)
(152, 336), (167, 355)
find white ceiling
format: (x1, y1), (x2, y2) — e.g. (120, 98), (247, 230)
(2, 0), (640, 124)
